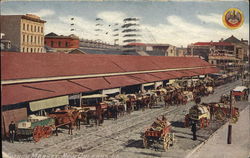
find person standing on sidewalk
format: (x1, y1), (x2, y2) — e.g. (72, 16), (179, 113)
(9, 121), (16, 143)
(191, 121), (197, 141)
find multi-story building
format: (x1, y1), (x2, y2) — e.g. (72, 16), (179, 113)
(187, 41), (234, 61)
(0, 14), (46, 53)
(222, 35), (249, 61)
(123, 43), (177, 56)
(44, 32), (80, 53)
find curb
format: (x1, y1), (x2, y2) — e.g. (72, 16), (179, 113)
(185, 105), (249, 158)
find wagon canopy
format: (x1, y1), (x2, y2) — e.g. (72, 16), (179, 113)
(233, 86), (247, 92)
(29, 96), (69, 111)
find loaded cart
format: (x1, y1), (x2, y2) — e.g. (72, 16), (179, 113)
(143, 119), (174, 151)
(17, 115), (55, 142)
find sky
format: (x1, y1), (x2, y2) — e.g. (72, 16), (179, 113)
(1, 0), (249, 47)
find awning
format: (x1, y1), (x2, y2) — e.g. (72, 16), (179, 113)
(2, 108), (27, 136)
(103, 88), (120, 95)
(29, 96), (69, 111)
(149, 72), (176, 80)
(81, 94), (108, 99)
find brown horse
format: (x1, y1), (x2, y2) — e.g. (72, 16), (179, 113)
(49, 109), (80, 135)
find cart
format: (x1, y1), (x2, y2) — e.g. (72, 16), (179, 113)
(143, 120), (174, 151)
(232, 86), (249, 101)
(207, 102), (239, 123)
(17, 115), (55, 142)
(184, 105), (210, 128)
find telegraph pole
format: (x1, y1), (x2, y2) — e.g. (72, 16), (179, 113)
(227, 90), (233, 144)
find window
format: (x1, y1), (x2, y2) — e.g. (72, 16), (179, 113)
(38, 26), (40, 32)
(27, 48), (29, 52)
(31, 25), (33, 32)
(58, 41), (61, 47)
(51, 41), (54, 47)
(65, 42), (68, 47)
(27, 24), (29, 31)
(38, 36), (40, 44)
(31, 36), (33, 43)
(23, 47), (25, 52)
(34, 36), (36, 43)
(41, 37), (43, 44)
(23, 24), (25, 31)
(27, 35), (29, 42)
(41, 27), (43, 33)
(23, 35), (25, 42)
(31, 48), (33, 52)
(34, 26), (36, 32)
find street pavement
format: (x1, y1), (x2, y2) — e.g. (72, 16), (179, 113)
(190, 101), (250, 158)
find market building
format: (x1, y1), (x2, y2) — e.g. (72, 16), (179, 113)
(44, 32), (80, 53)
(1, 52), (218, 136)
(0, 14), (46, 53)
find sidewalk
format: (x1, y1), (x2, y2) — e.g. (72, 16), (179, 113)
(191, 105), (250, 158)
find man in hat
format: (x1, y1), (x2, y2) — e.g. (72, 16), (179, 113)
(9, 121), (16, 143)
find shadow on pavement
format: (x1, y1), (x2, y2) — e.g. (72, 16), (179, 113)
(125, 139), (144, 148)
(171, 121), (185, 128)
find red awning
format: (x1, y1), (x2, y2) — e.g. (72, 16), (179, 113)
(1, 80), (90, 106)
(104, 75), (142, 87)
(128, 73), (161, 82)
(190, 67), (219, 74)
(148, 72), (176, 80)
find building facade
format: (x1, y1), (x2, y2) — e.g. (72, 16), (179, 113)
(123, 43), (177, 56)
(222, 35), (249, 61)
(0, 14), (46, 53)
(187, 41), (235, 61)
(44, 32), (80, 53)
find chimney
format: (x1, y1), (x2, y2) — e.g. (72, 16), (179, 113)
(220, 38), (224, 42)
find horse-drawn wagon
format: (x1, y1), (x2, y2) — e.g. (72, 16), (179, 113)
(16, 115), (55, 142)
(232, 86), (249, 101)
(143, 118), (174, 151)
(206, 102), (239, 123)
(184, 104), (210, 128)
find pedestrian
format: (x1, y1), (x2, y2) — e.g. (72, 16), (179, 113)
(9, 121), (16, 143)
(191, 121), (197, 141)
(210, 106), (214, 120)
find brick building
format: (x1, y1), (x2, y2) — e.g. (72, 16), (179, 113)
(0, 14), (46, 53)
(44, 32), (79, 53)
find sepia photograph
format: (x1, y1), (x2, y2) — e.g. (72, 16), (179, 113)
(1, 0), (249, 158)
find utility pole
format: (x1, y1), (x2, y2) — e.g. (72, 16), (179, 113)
(227, 90), (233, 144)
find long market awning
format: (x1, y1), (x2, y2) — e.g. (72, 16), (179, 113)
(29, 96), (69, 111)
(2, 67), (219, 106)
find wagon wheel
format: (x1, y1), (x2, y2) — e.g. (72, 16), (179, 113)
(43, 126), (53, 138)
(33, 126), (43, 142)
(143, 135), (149, 148)
(163, 133), (171, 151)
(231, 116), (238, 123)
(214, 110), (226, 121)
